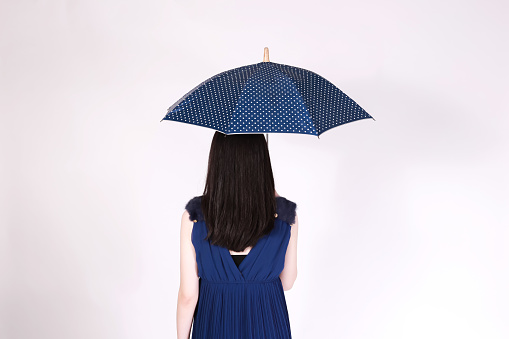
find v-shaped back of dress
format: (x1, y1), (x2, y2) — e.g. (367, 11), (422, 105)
(186, 196), (297, 283)
(184, 195), (297, 339)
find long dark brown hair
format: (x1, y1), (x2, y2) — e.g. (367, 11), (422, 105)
(201, 131), (276, 252)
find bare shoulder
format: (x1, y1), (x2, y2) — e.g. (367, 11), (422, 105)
(181, 210), (194, 229)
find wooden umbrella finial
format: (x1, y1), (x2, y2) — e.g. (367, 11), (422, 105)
(263, 47), (270, 62)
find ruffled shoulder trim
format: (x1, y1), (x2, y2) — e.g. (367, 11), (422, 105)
(275, 196), (297, 225)
(184, 195), (297, 225)
(184, 196), (204, 222)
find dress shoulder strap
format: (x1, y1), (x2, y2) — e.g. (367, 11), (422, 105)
(184, 195), (297, 225)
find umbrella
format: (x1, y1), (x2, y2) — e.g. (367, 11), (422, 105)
(161, 47), (374, 140)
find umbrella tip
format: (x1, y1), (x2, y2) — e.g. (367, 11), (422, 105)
(263, 47), (270, 62)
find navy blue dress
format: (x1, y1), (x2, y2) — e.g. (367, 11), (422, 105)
(185, 196), (297, 339)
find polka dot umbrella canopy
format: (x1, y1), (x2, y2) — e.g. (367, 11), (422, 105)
(161, 47), (375, 138)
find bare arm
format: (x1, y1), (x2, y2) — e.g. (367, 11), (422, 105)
(280, 212), (298, 291)
(177, 211), (199, 339)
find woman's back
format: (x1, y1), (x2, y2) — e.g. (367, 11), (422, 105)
(185, 195), (297, 339)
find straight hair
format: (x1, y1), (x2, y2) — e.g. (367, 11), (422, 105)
(201, 131), (276, 252)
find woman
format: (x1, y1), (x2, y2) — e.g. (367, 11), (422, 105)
(177, 131), (299, 339)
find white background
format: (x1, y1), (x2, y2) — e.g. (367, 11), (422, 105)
(1, 0), (508, 338)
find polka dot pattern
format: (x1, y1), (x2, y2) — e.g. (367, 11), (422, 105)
(161, 61), (374, 136)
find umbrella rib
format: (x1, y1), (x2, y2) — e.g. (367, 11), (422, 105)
(226, 65), (267, 134)
(275, 66), (319, 136)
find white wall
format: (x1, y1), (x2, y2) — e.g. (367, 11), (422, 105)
(1, 0), (508, 338)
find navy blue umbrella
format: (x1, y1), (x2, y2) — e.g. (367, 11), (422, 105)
(161, 48), (374, 138)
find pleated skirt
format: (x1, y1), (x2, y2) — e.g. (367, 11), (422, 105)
(191, 277), (292, 339)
